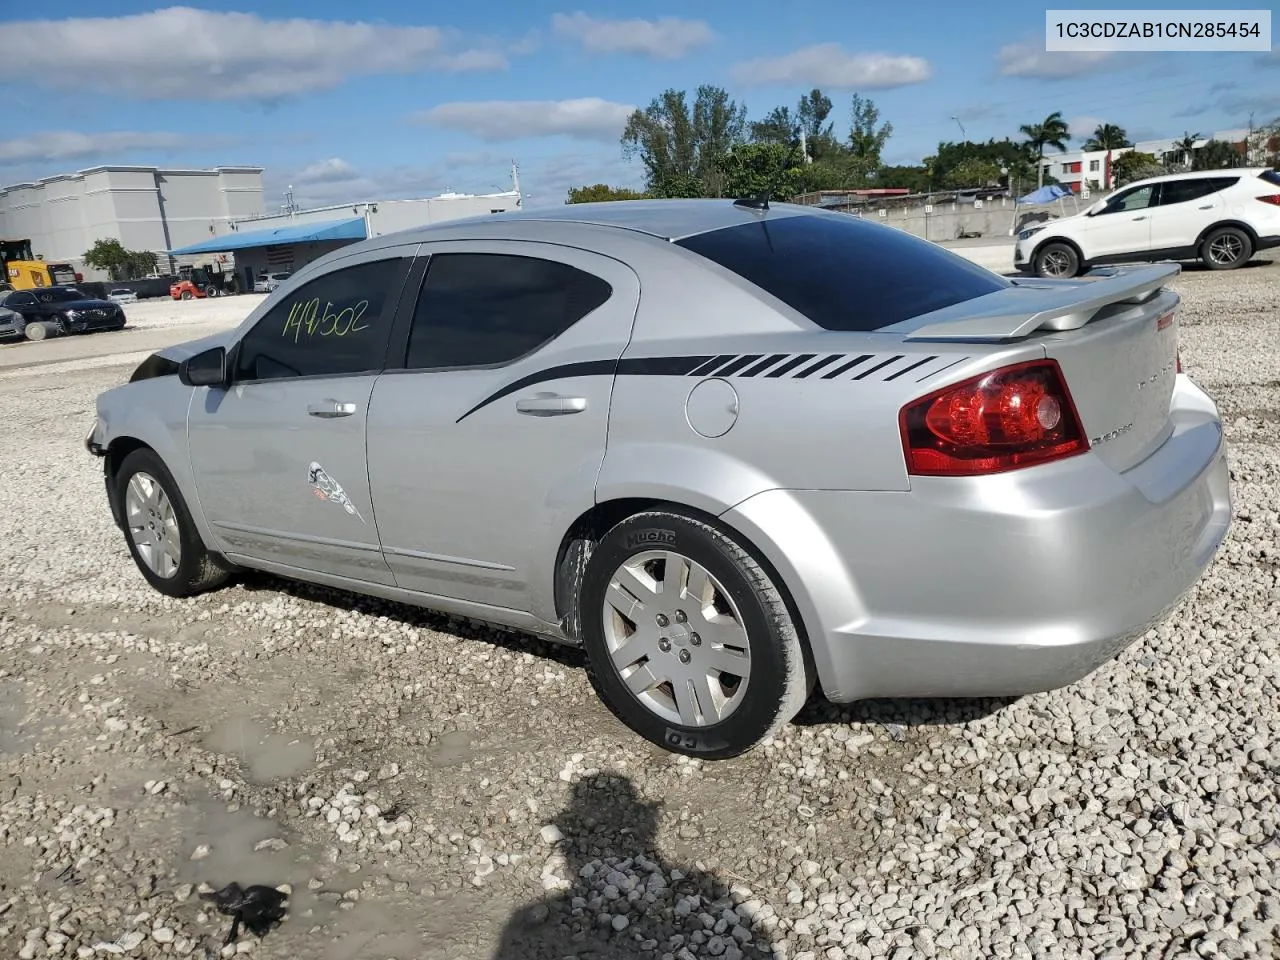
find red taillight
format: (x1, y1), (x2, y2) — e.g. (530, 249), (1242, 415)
(1257, 194), (1280, 207)
(900, 359), (1088, 476)
(1176, 351), (1183, 373)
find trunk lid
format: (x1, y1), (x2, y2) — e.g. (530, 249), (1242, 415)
(894, 264), (1181, 473)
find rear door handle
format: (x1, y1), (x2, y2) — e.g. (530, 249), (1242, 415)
(515, 393), (587, 416)
(1132, 216), (1146, 221)
(1197, 204), (1214, 210)
(307, 399), (358, 418)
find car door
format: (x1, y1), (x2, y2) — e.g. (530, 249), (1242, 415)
(1145, 176), (1237, 253)
(1084, 182), (1159, 258)
(187, 246), (418, 583)
(366, 242), (640, 621)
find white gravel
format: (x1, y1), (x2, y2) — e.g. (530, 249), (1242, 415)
(0, 261), (1276, 960)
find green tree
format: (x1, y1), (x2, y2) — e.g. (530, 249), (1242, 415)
(620, 85), (747, 198)
(716, 142), (806, 201)
(944, 157), (1002, 189)
(1019, 111), (1071, 188)
(749, 106), (798, 145)
(1111, 150), (1163, 186)
(1168, 131), (1201, 170)
(1193, 139), (1243, 171)
(1083, 123), (1132, 150)
(923, 138), (1036, 193)
(82, 238), (158, 281)
(565, 184), (650, 204)
(847, 94), (893, 182)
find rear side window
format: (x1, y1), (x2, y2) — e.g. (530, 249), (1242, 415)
(1260, 170), (1280, 187)
(233, 257), (408, 382)
(674, 214), (1009, 332)
(1158, 177), (1238, 205)
(405, 253), (612, 369)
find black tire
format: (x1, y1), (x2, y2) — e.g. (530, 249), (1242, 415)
(23, 321), (48, 342)
(1200, 226), (1252, 270)
(577, 510), (810, 759)
(114, 448), (232, 597)
(1034, 241), (1080, 278)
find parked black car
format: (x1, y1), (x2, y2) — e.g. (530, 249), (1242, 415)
(0, 287), (126, 342)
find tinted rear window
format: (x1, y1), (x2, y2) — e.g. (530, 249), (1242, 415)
(1260, 170), (1280, 187)
(675, 213), (1010, 331)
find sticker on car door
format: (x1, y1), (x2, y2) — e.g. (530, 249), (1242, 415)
(307, 461), (365, 523)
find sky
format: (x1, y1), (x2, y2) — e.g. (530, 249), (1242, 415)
(0, 2), (1276, 211)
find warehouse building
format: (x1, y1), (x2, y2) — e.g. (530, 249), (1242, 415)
(168, 190), (521, 292)
(0, 165), (265, 279)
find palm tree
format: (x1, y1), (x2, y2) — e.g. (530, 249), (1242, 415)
(1174, 131), (1201, 169)
(1083, 123), (1132, 151)
(1020, 111), (1071, 188)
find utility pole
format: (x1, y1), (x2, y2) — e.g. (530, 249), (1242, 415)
(511, 160), (522, 206)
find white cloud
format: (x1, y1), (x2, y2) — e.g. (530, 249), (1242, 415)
(268, 165), (453, 210)
(729, 44), (932, 88)
(1067, 116), (1105, 141)
(295, 158), (361, 184)
(0, 130), (195, 165)
(0, 7), (507, 102)
(413, 98), (635, 143)
(995, 41), (1112, 79)
(552, 12), (715, 60)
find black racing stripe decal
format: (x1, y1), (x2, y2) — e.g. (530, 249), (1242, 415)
(852, 355), (905, 380)
(794, 355), (841, 379)
(689, 354), (737, 377)
(822, 354), (874, 379)
(456, 359), (618, 422)
(883, 355), (938, 381)
(739, 353), (789, 377)
(710, 354), (763, 377)
(916, 356), (970, 382)
(617, 355), (715, 376)
(765, 354), (816, 378)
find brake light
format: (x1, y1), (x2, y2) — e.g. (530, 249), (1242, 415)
(899, 360), (1088, 476)
(1258, 195), (1280, 206)
(1176, 351), (1183, 373)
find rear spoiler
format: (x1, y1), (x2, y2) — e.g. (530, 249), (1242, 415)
(902, 262), (1179, 342)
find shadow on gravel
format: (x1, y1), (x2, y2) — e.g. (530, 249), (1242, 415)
(237, 572), (1017, 736)
(1176, 258), (1275, 273)
(491, 774), (777, 960)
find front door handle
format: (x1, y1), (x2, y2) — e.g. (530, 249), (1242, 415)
(1197, 204), (1214, 210)
(1131, 215), (1146, 221)
(307, 399), (357, 418)
(515, 393), (587, 417)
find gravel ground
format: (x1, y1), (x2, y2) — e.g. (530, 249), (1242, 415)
(0, 261), (1277, 960)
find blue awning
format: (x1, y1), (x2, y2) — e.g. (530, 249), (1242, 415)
(167, 217), (367, 255)
(1016, 184), (1072, 205)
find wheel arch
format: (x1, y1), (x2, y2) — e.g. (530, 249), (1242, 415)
(552, 496), (820, 692)
(1195, 219), (1258, 249)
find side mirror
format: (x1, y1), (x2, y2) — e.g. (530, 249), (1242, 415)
(179, 346), (228, 388)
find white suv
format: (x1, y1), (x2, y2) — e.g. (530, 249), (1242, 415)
(1015, 168), (1280, 277)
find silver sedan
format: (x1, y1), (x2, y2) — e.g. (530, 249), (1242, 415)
(86, 199), (1232, 757)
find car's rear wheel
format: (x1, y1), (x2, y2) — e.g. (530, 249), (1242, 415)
(115, 448), (231, 597)
(1200, 226), (1252, 270)
(1034, 242), (1080, 278)
(577, 510), (810, 759)
(23, 321), (48, 342)
(181, 291), (193, 300)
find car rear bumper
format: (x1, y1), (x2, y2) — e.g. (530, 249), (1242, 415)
(721, 374), (1231, 703)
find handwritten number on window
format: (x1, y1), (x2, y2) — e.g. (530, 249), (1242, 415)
(281, 298), (371, 343)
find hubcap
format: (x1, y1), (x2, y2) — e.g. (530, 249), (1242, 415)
(125, 472), (181, 578)
(1209, 235), (1243, 265)
(601, 550), (751, 727)
(1041, 249), (1072, 277)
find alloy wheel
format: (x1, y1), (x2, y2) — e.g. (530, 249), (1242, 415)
(1208, 234), (1244, 266)
(125, 472), (182, 578)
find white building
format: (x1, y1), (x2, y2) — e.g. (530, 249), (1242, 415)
(0, 165), (265, 279)
(1039, 128), (1250, 193)
(169, 190), (523, 292)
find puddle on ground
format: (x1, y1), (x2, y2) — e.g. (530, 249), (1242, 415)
(428, 729), (476, 768)
(204, 717), (315, 784)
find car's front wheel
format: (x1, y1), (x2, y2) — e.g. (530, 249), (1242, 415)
(577, 510), (811, 759)
(1034, 242), (1080, 278)
(181, 291), (193, 300)
(1200, 226), (1252, 270)
(115, 448), (232, 597)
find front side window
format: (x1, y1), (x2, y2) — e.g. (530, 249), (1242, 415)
(232, 257), (407, 382)
(405, 253), (612, 369)
(1101, 184), (1157, 213)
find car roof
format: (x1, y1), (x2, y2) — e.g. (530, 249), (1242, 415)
(371, 198), (819, 247)
(1126, 166), (1269, 188)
